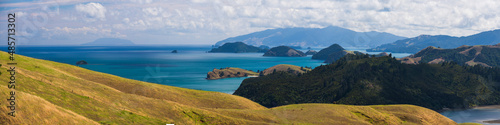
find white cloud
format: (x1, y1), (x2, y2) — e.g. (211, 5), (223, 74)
(75, 2), (107, 22)
(5, 0), (500, 45)
(130, 0), (153, 4)
(142, 7), (163, 16)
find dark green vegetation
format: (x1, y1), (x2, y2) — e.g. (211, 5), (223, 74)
(234, 54), (500, 111)
(368, 29), (500, 53)
(312, 44), (345, 60)
(209, 42), (267, 53)
(400, 44), (500, 67)
(81, 38), (135, 46)
(311, 44), (365, 63)
(323, 50), (364, 63)
(263, 46), (306, 57)
(215, 26), (406, 48)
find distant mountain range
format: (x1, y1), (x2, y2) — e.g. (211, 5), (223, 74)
(215, 26), (406, 48)
(81, 38), (135, 46)
(400, 44), (500, 67)
(368, 29), (500, 53)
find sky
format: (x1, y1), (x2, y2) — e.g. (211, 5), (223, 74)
(1, 0), (500, 45)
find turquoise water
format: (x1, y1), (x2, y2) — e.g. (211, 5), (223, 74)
(5, 46), (327, 94)
(0, 46), (412, 94)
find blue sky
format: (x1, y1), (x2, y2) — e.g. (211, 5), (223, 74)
(1, 0), (500, 45)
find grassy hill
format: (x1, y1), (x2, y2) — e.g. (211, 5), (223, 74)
(0, 52), (456, 124)
(206, 67), (258, 80)
(261, 64), (311, 75)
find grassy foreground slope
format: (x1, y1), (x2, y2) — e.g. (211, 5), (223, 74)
(0, 52), (455, 124)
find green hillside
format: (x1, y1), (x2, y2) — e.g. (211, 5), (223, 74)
(0, 52), (456, 124)
(234, 54), (500, 111)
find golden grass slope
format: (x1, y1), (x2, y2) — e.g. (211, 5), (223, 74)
(262, 64), (311, 75)
(0, 51), (456, 124)
(206, 67), (258, 80)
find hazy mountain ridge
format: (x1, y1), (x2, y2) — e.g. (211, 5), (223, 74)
(368, 29), (500, 53)
(399, 44), (500, 67)
(215, 26), (407, 48)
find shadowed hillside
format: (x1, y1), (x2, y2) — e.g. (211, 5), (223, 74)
(0, 52), (456, 124)
(235, 54), (500, 111)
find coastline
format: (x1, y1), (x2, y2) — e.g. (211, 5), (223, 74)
(484, 119), (500, 123)
(473, 105), (500, 109)
(474, 105), (500, 124)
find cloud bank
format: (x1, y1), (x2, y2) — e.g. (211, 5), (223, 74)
(1, 0), (500, 45)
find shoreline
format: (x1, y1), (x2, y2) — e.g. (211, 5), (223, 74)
(473, 105), (500, 109)
(484, 119), (500, 123)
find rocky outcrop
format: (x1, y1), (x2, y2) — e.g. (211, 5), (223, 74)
(76, 60), (88, 65)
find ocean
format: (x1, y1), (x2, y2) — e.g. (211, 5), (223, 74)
(3, 45), (330, 94)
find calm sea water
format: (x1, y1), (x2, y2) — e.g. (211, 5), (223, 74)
(3, 45), (412, 94)
(3, 46), (328, 94)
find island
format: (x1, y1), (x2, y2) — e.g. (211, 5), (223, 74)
(261, 64), (311, 75)
(305, 50), (318, 55)
(263, 46), (306, 57)
(209, 42), (267, 53)
(81, 38), (135, 46)
(311, 44), (345, 60)
(206, 67), (258, 80)
(206, 64), (311, 80)
(76, 60), (88, 65)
